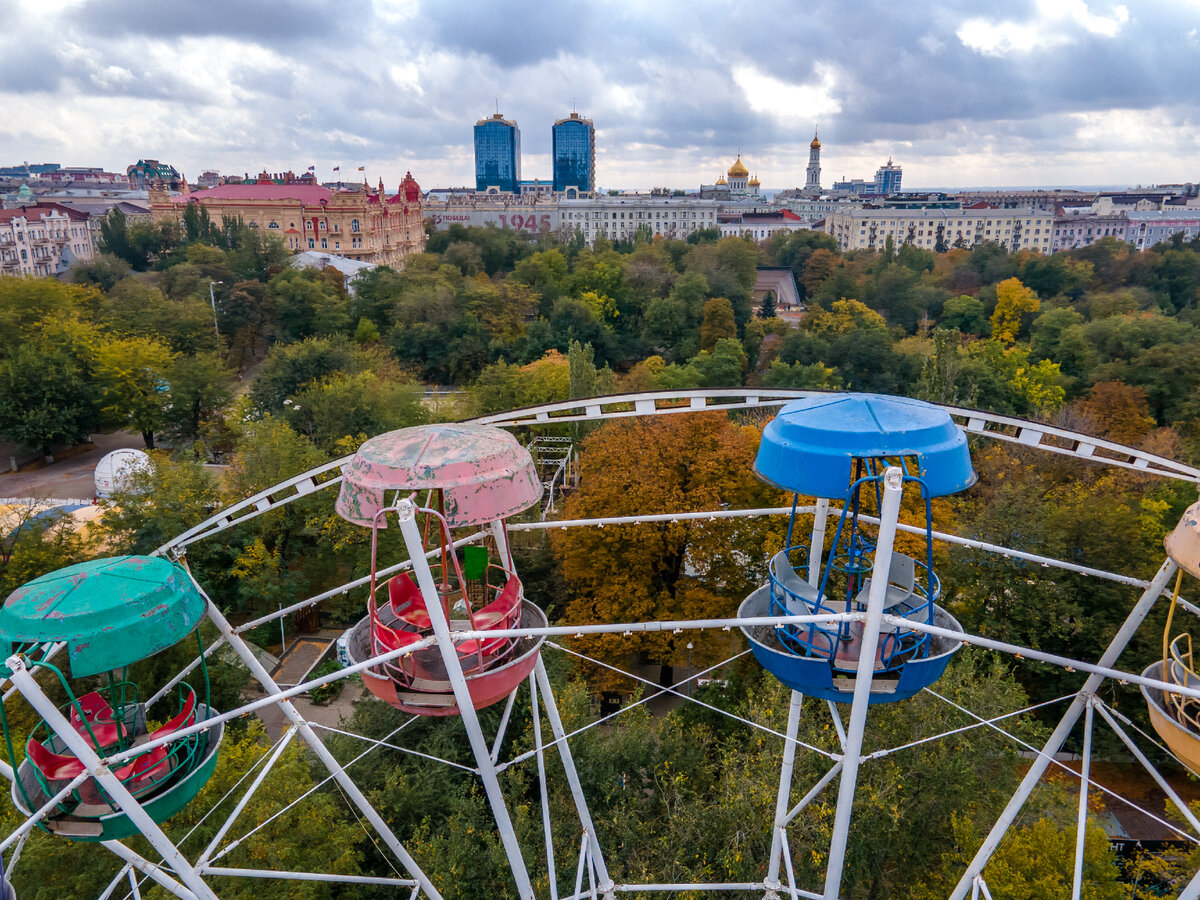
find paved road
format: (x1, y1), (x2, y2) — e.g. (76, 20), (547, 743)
(0, 432), (145, 502)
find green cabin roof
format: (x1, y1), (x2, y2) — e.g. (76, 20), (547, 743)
(0, 556), (206, 677)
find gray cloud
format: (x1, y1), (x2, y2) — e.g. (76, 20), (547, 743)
(74, 0), (369, 43)
(1, 0), (1198, 187)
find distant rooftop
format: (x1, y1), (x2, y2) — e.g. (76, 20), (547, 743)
(179, 183), (334, 204)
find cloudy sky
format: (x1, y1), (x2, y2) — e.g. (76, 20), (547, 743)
(3, 0), (1198, 191)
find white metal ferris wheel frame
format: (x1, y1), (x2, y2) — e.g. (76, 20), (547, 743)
(2, 388), (1199, 900)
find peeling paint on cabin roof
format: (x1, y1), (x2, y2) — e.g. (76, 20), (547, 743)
(0, 556), (206, 677)
(336, 424), (542, 528)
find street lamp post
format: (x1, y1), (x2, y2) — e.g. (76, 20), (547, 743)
(208, 281), (223, 335)
(686, 642), (694, 696)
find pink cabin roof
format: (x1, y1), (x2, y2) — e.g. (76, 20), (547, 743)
(335, 424), (542, 528)
(174, 183), (333, 204)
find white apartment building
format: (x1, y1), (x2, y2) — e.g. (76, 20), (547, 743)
(824, 205), (1055, 253)
(558, 197), (720, 243)
(1052, 214), (1128, 252)
(0, 205), (94, 277)
(1125, 210), (1200, 249)
(424, 194), (722, 245)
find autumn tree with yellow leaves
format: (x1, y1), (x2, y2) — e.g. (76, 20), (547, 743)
(989, 277), (1040, 344)
(552, 412), (787, 687)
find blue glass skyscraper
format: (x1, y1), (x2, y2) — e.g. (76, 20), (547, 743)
(552, 112), (595, 195)
(474, 113), (521, 193)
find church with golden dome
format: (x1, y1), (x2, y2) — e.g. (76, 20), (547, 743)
(700, 154), (762, 199)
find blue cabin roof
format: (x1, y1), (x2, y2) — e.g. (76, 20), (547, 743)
(755, 393), (975, 498)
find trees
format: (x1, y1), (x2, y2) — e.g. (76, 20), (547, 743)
(92, 335), (175, 448)
(0, 346), (99, 460)
(699, 297), (737, 350)
(757, 290), (777, 319)
(162, 352), (233, 449)
(552, 412), (785, 683)
(989, 277), (1040, 343)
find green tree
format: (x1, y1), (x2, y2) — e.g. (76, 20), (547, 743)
(757, 290), (777, 318)
(940, 294), (989, 335)
(283, 370), (428, 453)
(0, 345), (100, 460)
(98, 453), (224, 555)
(92, 335), (176, 448)
(699, 296), (737, 350)
(0, 501), (93, 598)
(268, 267), (351, 341)
(163, 352), (233, 449)
(249, 337), (363, 413)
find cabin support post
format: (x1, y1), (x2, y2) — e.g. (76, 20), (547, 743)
(396, 501), (536, 900)
(822, 466), (904, 900)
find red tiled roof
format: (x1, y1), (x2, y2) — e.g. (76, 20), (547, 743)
(0, 205), (78, 224)
(177, 184), (332, 204)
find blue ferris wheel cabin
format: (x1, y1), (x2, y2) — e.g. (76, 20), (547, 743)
(740, 393), (976, 704)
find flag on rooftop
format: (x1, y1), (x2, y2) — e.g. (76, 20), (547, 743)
(333, 166), (340, 172)
(307, 165), (315, 171)
(357, 166), (365, 171)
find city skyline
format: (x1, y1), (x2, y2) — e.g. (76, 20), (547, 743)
(2, 0), (1198, 191)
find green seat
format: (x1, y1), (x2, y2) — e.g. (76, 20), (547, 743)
(462, 546), (489, 581)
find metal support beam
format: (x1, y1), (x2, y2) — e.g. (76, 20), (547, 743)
(101, 841), (199, 900)
(4, 657), (218, 900)
(808, 499), (830, 587)
(396, 502), (535, 899)
(1071, 698), (1094, 900)
(823, 466), (905, 900)
(1179, 865), (1200, 900)
(198, 725), (298, 866)
(1094, 702), (1200, 836)
(197, 584), (444, 900)
(782, 762), (844, 827)
(200, 867), (416, 886)
(491, 687), (519, 764)
(530, 674), (559, 900)
(765, 691), (803, 892)
(535, 656), (615, 897)
(948, 556), (1179, 900)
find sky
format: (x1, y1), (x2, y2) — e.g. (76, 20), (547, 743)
(2, 0), (1199, 192)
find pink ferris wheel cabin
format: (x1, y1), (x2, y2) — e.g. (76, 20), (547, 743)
(334, 424), (547, 716)
(335, 423), (543, 528)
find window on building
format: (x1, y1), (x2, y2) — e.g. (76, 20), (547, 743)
(308, 238), (315, 248)
(268, 221), (279, 229)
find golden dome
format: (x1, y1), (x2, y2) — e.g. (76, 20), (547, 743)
(728, 155), (749, 177)
(749, 174), (760, 186)
(810, 131), (821, 150)
(716, 175), (727, 185)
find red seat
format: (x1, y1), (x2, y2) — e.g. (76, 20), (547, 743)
(27, 737), (86, 781)
(70, 691), (112, 726)
(462, 577), (522, 658)
(375, 623), (422, 653)
(69, 691), (123, 749)
(115, 691), (196, 790)
(388, 574), (431, 629)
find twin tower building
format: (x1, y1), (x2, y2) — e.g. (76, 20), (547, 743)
(474, 111), (595, 198)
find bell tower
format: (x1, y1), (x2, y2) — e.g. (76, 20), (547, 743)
(805, 128), (822, 194)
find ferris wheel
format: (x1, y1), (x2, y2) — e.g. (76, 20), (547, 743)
(2, 388), (1200, 900)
